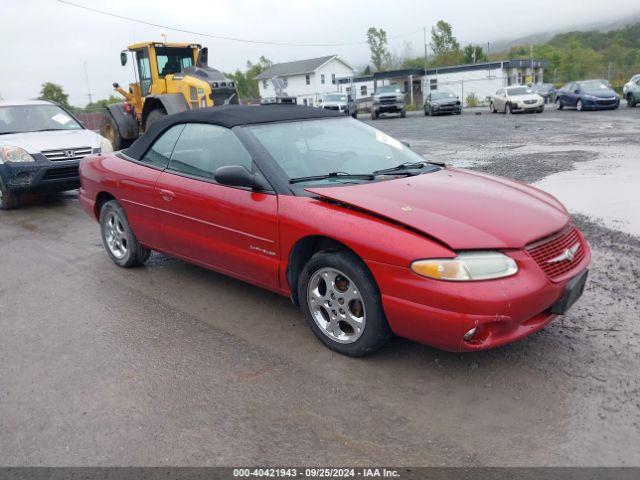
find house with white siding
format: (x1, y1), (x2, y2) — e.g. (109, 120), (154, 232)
(255, 55), (355, 106)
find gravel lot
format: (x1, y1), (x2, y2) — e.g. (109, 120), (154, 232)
(1, 107), (639, 466)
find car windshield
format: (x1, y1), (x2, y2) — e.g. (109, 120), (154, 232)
(377, 85), (402, 94)
(247, 118), (433, 185)
(507, 87), (533, 95)
(324, 94), (348, 102)
(431, 91), (456, 99)
(0, 104), (82, 134)
(580, 80), (610, 92)
(533, 84), (553, 91)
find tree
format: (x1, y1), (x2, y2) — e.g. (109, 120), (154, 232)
(366, 27), (391, 71)
(463, 45), (487, 64)
(363, 65), (372, 75)
(85, 95), (122, 111)
(430, 20), (460, 57)
(227, 56), (273, 99)
(38, 82), (70, 109)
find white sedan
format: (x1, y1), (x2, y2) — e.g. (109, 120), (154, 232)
(490, 86), (545, 114)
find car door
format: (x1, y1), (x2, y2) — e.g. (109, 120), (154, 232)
(154, 123), (280, 290)
(494, 89), (505, 110)
(117, 124), (185, 251)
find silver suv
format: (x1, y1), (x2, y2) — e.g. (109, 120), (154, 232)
(371, 84), (406, 119)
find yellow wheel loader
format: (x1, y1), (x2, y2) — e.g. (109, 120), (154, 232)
(102, 42), (239, 149)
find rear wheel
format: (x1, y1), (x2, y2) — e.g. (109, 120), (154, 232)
(298, 251), (392, 357)
(99, 200), (150, 268)
(0, 179), (19, 210)
(101, 115), (127, 151)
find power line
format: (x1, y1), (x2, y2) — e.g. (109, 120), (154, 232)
(54, 0), (422, 48)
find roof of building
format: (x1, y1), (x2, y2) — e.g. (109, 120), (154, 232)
(254, 55), (351, 80)
(125, 105), (343, 160)
(0, 99), (54, 107)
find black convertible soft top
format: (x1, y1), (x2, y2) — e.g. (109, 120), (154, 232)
(125, 105), (343, 160)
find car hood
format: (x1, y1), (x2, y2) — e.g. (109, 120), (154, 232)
(583, 89), (617, 98)
(306, 168), (569, 250)
(509, 93), (542, 102)
(432, 98), (459, 104)
(0, 129), (102, 154)
(322, 101), (347, 107)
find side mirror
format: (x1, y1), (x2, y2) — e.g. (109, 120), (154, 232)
(214, 165), (270, 191)
(574, 89), (580, 94)
(196, 47), (209, 68)
(120, 51), (128, 66)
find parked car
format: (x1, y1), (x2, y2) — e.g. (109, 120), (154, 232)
(371, 84), (406, 119)
(528, 83), (556, 103)
(424, 90), (462, 116)
(0, 99), (113, 209)
(490, 86), (545, 114)
(320, 93), (357, 118)
(622, 74), (640, 107)
(80, 105), (590, 357)
(555, 80), (620, 111)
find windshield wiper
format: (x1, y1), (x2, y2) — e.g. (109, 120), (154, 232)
(372, 160), (445, 176)
(289, 171), (375, 184)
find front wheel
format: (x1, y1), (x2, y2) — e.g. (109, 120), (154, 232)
(627, 93), (636, 107)
(555, 98), (563, 110)
(351, 110), (357, 119)
(298, 251), (392, 357)
(400, 109), (406, 118)
(100, 200), (151, 268)
(370, 110), (378, 120)
(576, 99), (583, 111)
(536, 106), (544, 113)
(0, 179), (19, 210)
(145, 108), (167, 130)
(490, 102), (497, 113)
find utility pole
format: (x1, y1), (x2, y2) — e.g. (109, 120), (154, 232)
(487, 42), (491, 78)
(83, 62), (93, 106)
(530, 44), (534, 84)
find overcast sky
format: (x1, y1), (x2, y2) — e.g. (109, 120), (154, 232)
(2, 0), (638, 106)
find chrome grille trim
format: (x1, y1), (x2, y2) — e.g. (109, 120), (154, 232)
(41, 146), (93, 162)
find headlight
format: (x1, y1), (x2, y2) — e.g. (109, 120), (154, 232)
(100, 136), (114, 154)
(396, 95), (404, 101)
(584, 94), (597, 100)
(411, 251), (518, 281)
(0, 145), (34, 163)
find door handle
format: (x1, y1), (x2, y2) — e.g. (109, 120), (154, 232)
(159, 189), (175, 202)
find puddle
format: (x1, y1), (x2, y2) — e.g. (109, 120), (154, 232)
(535, 146), (640, 237)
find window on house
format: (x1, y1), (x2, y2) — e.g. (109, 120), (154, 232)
(346, 87), (351, 94)
(429, 78), (438, 90)
(360, 85), (367, 96)
(517, 72), (522, 84)
(331, 73), (336, 85)
(305, 74), (310, 85)
(283, 78), (288, 88)
(262, 80), (267, 89)
(321, 74), (325, 84)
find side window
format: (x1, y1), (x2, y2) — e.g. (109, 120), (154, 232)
(139, 124), (185, 169)
(168, 123), (253, 180)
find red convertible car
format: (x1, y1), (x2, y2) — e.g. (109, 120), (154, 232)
(79, 105), (590, 356)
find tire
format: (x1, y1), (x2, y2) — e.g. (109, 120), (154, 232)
(536, 106), (544, 113)
(297, 250), (392, 357)
(0, 179), (19, 210)
(555, 98), (563, 110)
(424, 106), (429, 116)
(626, 93), (636, 108)
(576, 99), (583, 111)
(505, 102), (513, 114)
(400, 109), (407, 118)
(99, 200), (150, 268)
(370, 109), (377, 120)
(490, 102), (497, 113)
(351, 110), (357, 119)
(101, 115), (127, 151)
(145, 108), (167, 130)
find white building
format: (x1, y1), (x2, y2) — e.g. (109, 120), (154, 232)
(255, 55), (355, 106)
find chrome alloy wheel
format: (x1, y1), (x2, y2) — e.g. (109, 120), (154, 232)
(307, 267), (366, 344)
(104, 211), (128, 259)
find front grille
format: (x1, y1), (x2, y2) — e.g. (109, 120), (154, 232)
(324, 106), (340, 111)
(596, 99), (616, 105)
(524, 99), (537, 105)
(42, 146), (92, 162)
(380, 96), (397, 105)
(43, 166), (79, 180)
(526, 226), (586, 281)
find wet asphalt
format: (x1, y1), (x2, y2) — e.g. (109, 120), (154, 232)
(1, 106), (639, 466)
